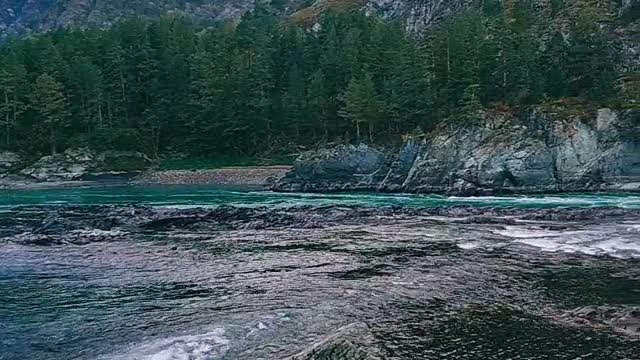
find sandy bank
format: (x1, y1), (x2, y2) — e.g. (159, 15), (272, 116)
(133, 166), (291, 187)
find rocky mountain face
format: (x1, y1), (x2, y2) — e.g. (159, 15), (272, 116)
(2, 1), (638, 43)
(363, 0), (471, 32)
(0, 0), (302, 38)
(0, 0), (510, 38)
(274, 108), (640, 195)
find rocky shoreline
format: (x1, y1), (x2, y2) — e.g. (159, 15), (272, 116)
(133, 166), (291, 187)
(274, 108), (640, 195)
(0, 146), (292, 190)
(0, 166), (292, 190)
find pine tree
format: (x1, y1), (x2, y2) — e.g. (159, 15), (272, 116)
(339, 73), (381, 143)
(0, 58), (27, 149)
(283, 63), (306, 139)
(30, 73), (72, 155)
(307, 70), (329, 139)
(566, 7), (617, 101)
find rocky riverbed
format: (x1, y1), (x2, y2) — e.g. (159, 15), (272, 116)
(1, 195), (640, 359)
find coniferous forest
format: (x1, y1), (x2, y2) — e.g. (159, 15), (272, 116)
(0, 1), (627, 160)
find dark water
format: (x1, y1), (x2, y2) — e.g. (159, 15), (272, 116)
(1, 187), (639, 360)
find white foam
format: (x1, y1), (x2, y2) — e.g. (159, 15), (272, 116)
(513, 236), (640, 259)
(492, 226), (584, 239)
(457, 242), (482, 250)
(105, 328), (229, 360)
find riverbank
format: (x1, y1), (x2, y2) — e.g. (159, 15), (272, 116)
(0, 166), (292, 190)
(133, 166), (291, 187)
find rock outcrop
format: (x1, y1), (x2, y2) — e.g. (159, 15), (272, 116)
(363, 0), (471, 32)
(0, 0), (305, 39)
(0, 151), (20, 176)
(275, 108), (640, 195)
(562, 306), (640, 336)
(20, 148), (95, 181)
(20, 148), (152, 182)
(275, 144), (390, 192)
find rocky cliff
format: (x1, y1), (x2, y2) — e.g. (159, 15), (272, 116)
(0, 0), (304, 38)
(274, 108), (640, 195)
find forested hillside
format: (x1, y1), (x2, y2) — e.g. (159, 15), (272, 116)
(0, 0), (637, 159)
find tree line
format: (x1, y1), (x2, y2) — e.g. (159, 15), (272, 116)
(0, 0), (624, 159)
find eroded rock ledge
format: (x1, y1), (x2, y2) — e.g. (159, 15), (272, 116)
(274, 108), (640, 195)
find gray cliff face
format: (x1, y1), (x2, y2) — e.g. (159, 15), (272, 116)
(275, 108), (640, 194)
(275, 143), (390, 192)
(0, 0), (303, 38)
(363, 0), (470, 32)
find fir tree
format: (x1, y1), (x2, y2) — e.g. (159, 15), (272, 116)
(30, 73), (71, 155)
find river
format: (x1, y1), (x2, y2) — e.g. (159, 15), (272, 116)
(1, 186), (639, 359)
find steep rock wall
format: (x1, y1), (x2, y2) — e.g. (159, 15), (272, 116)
(275, 108), (640, 194)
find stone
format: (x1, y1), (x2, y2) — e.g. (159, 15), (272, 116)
(20, 148), (153, 182)
(0, 151), (21, 176)
(273, 144), (390, 192)
(275, 107), (640, 195)
(20, 151), (94, 181)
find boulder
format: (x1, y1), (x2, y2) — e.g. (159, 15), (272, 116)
(20, 148), (153, 182)
(562, 306), (640, 336)
(0, 151), (21, 176)
(274, 144), (390, 192)
(20, 148), (94, 181)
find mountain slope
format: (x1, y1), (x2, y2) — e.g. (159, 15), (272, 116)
(0, 0), (302, 37)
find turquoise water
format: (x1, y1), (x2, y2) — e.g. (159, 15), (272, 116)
(2, 185), (640, 209)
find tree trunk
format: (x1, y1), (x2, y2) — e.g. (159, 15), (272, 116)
(120, 71), (128, 122)
(368, 121), (374, 144)
(355, 121), (361, 142)
(152, 126), (161, 159)
(11, 94), (17, 148)
(4, 92), (9, 147)
(446, 32), (451, 77)
(323, 118), (328, 140)
(51, 129), (57, 155)
(98, 102), (103, 129)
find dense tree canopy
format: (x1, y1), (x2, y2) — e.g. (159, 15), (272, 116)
(0, 2), (625, 159)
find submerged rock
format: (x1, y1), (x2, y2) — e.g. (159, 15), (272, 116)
(275, 108), (640, 195)
(562, 306), (640, 336)
(4, 204), (640, 249)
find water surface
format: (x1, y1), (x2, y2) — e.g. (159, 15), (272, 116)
(1, 187), (639, 359)
(2, 185), (640, 209)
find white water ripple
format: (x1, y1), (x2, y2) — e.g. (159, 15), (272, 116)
(471, 224), (640, 259)
(104, 328), (229, 360)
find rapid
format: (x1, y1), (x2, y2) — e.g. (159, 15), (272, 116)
(1, 186), (639, 359)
